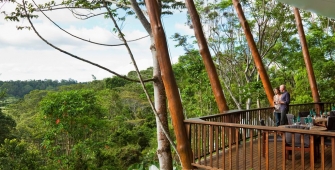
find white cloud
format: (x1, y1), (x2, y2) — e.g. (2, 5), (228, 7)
(0, 1), (187, 82)
(0, 20), (152, 82)
(174, 23), (194, 35)
(0, 46), (152, 82)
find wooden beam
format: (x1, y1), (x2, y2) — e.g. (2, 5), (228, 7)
(232, 0), (274, 106)
(185, 0), (229, 112)
(293, 8), (321, 103)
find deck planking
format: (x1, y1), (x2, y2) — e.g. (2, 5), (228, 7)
(195, 138), (333, 170)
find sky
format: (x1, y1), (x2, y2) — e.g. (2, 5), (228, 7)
(0, 1), (194, 82)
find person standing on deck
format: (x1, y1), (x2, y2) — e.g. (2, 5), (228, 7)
(273, 87), (282, 126)
(279, 85), (290, 125)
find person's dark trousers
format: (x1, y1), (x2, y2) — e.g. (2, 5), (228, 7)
(280, 109), (289, 125)
(274, 112), (281, 126)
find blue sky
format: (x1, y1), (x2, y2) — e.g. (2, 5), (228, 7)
(0, 1), (194, 82)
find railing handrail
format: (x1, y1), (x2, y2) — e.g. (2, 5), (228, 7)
(184, 119), (335, 137)
(195, 108), (272, 119)
(192, 102), (335, 120)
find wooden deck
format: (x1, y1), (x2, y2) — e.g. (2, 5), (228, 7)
(195, 138), (333, 170)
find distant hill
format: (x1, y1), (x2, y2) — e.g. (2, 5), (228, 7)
(0, 79), (81, 98)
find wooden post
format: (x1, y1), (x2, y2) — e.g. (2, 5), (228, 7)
(232, 0), (274, 106)
(185, 0), (229, 112)
(293, 8), (321, 104)
(144, 0), (193, 169)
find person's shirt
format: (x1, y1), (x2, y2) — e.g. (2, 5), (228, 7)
(273, 94), (281, 112)
(280, 91), (290, 111)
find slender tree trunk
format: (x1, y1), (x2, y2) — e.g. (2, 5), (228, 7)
(246, 98), (251, 110)
(220, 71), (242, 110)
(256, 74), (261, 108)
(151, 37), (173, 170)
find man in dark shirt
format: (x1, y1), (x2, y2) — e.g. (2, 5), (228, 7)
(279, 84), (290, 125)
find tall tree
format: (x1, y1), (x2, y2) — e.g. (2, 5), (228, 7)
(39, 89), (106, 168)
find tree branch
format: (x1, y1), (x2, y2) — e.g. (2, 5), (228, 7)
(32, 0), (150, 46)
(104, 0), (135, 10)
(129, 0), (151, 34)
(69, 10), (106, 20)
(23, 0), (154, 83)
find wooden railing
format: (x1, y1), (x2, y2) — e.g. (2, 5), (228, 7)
(184, 102), (335, 170)
(289, 102), (335, 115)
(184, 120), (335, 170)
(198, 102), (335, 126)
(199, 108), (275, 126)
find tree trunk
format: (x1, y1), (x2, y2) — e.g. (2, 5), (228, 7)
(129, 0), (173, 169)
(257, 74), (261, 108)
(145, 0), (193, 168)
(151, 36), (173, 170)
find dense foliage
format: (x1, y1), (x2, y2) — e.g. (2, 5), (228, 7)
(0, 79), (79, 98)
(0, 139), (42, 170)
(1, 75), (159, 169)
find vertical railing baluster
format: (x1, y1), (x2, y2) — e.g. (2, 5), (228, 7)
(260, 110), (262, 125)
(249, 111), (254, 125)
(197, 124), (201, 164)
(274, 131), (277, 169)
(222, 126), (225, 169)
(242, 128), (246, 170)
(246, 112), (249, 138)
(232, 115), (236, 145)
(209, 125), (213, 167)
(189, 123), (196, 163)
(292, 133), (295, 169)
(235, 128), (239, 170)
(258, 130), (261, 170)
(250, 129), (253, 168)
(215, 126), (219, 168)
(310, 135), (315, 170)
(229, 127), (232, 170)
(218, 117), (221, 150)
(321, 136), (324, 170)
(332, 137), (335, 170)
(301, 133), (305, 169)
(265, 131), (269, 170)
(203, 125), (207, 166)
(282, 132), (286, 170)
